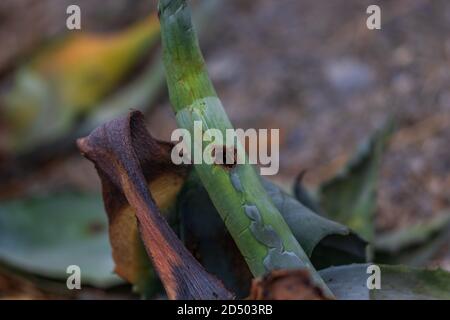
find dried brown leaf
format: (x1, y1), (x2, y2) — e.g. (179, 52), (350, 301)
(77, 111), (233, 300)
(248, 269), (332, 300)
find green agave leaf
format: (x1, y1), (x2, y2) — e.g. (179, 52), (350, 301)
(320, 263), (450, 300)
(160, 0), (331, 295)
(178, 174), (367, 297)
(375, 213), (450, 267)
(376, 213), (450, 254)
(262, 179), (367, 269)
(293, 171), (324, 215)
(318, 121), (394, 242)
(0, 192), (122, 288)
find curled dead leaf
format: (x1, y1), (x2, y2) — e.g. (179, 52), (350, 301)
(248, 269), (332, 300)
(77, 110), (233, 300)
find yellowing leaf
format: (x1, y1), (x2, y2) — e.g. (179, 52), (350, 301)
(2, 15), (160, 153)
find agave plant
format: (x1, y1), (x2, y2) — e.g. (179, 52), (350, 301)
(71, 0), (450, 300)
(1, 0), (449, 300)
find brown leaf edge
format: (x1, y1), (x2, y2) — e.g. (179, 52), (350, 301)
(248, 269), (332, 300)
(77, 110), (234, 300)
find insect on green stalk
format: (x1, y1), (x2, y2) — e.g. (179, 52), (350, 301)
(158, 0), (334, 298)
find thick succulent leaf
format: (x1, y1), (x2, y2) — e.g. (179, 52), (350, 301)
(178, 174), (367, 296)
(293, 171), (324, 215)
(320, 263), (450, 300)
(263, 179), (367, 269)
(0, 193), (121, 288)
(376, 213), (450, 254)
(158, 0), (336, 297)
(375, 213), (450, 267)
(318, 122), (394, 242)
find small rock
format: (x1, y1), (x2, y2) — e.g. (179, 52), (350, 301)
(324, 58), (375, 93)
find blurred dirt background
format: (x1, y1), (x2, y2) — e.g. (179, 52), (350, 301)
(1, 0), (450, 298)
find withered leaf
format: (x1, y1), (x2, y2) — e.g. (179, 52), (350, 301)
(248, 269), (332, 300)
(318, 121), (394, 243)
(77, 111), (233, 300)
(2, 15), (160, 154)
